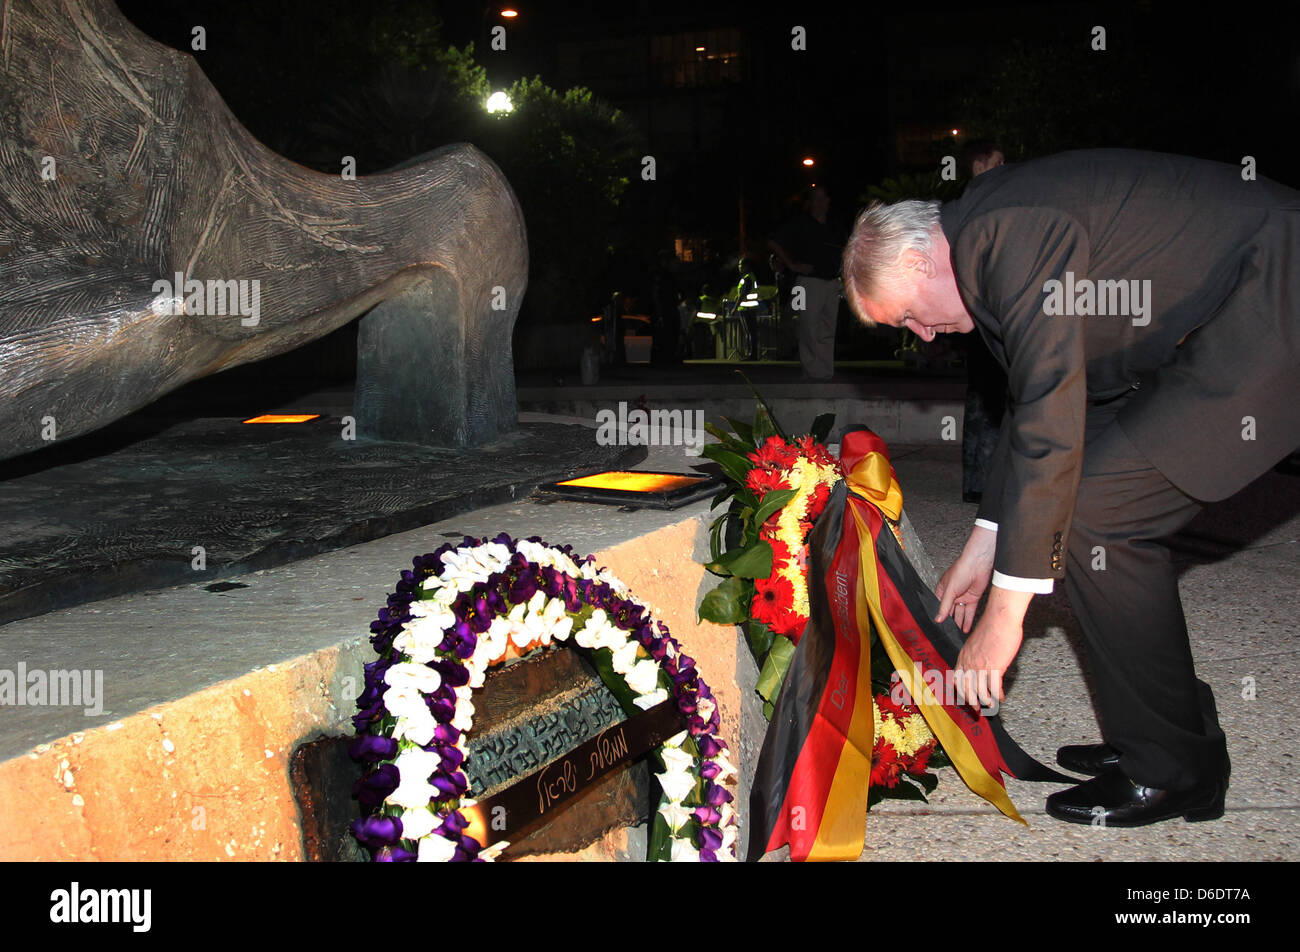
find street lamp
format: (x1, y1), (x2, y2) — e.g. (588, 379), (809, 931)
(485, 90), (514, 114)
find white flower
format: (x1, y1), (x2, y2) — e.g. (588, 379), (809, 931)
(382, 682), (426, 721)
(657, 768), (696, 802)
(610, 639), (641, 675)
(663, 730), (688, 749)
(451, 695), (475, 732)
(574, 609), (612, 649)
(399, 806), (438, 841)
(660, 746), (695, 774)
(417, 832), (458, 862)
(477, 617), (510, 665)
(709, 752), (738, 783)
(386, 748), (442, 809)
(392, 708), (437, 747)
(669, 839), (700, 862)
(696, 697), (716, 723)
(633, 688), (669, 710)
(385, 662), (442, 694)
(658, 799), (693, 833)
(624, 659), (661, 695)
(394, 613), (452, 663)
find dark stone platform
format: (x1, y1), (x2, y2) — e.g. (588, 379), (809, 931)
(0, 413), (642, 626)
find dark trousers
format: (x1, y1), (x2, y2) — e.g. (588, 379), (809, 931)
(1063, 399), (1230, 791)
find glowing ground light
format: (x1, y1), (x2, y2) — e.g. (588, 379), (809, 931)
(242, 414), (321, 424)
(556, 472), (707, 493)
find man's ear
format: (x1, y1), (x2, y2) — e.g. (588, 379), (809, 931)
(901, 248), (935, 276)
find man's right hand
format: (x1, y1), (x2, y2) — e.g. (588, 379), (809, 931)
(935, 525), (997, 633)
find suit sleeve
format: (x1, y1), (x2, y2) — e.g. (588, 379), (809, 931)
(955, 208), (1090, 582)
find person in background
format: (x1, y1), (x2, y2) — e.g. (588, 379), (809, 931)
(768, 186), (845, 380)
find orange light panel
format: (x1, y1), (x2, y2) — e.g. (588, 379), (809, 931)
(242, 414), (321, 424)
(556, 471), (707, 493)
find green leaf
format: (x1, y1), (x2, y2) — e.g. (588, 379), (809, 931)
(914, 769), (940, 795)
(701, 445), (753, 487)
(762, 698), (775, 721)
(647, 805), (674, 861)
(703, 421), (748, 455)
(698, 575), (750, 625)
(706, 540), (773, 580)
(709, 484), (735, 510)
(752, 488), (798, 529)
(722, 416), (755, 447)
(744, 619), (775, 661)
(753, 404), (776, 444)
(809, 412), (836, 443)
(887, 777), (930, 802)
(755, 634), (796, 704)
(736, 370), (788, 440)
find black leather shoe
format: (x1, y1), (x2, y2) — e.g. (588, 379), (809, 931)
(1056, 742), (1120, 776)
(1045, 766), (1226, 827)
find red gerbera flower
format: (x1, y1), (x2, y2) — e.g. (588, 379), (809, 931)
(751, 574), (796, 628)
(749, 435), (799, 470)
(903, 742), (935, 776)
(870, 739), (904, 788)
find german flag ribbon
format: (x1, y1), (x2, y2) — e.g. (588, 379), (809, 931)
(747, 428), (1070, 861)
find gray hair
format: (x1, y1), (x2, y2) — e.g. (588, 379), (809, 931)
(841, 199), (942, 325)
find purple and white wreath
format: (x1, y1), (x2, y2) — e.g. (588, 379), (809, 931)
(349, 534), (739, 862)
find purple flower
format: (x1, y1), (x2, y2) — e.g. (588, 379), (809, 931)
(353, 763), (400, 808)
(349, 734), (398, 763)
(698, 825), (724, 852)
(434, 724), (461, 745)
(351, 814), (403, 848)
(698, 734), (723, 758)
(694, 805), (722, 826)
(435, 744), (465, 770)
(699, 847), (718, 862)
(699, 760), (721, 781)
(703, 780), (733, 807)
(431, 771), (468, 797)
(374, 844), (417, 862)
(439, 811), (469, 836)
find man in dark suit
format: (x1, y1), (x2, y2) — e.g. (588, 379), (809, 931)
(841, 149), (1300, 826)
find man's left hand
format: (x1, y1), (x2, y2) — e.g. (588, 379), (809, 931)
(953, 588), (1030, 709)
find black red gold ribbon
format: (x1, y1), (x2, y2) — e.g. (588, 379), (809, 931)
(748, 429), (1069, 861)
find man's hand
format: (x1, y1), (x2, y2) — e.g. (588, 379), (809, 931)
(935, 524), (996, 633)
(954, 600), (1026, 709)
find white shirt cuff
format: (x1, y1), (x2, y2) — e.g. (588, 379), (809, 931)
(974, 518), (999, 532)
(992, 571), (1055, 594)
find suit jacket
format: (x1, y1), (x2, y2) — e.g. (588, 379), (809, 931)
(941, 149), (1300, 581)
